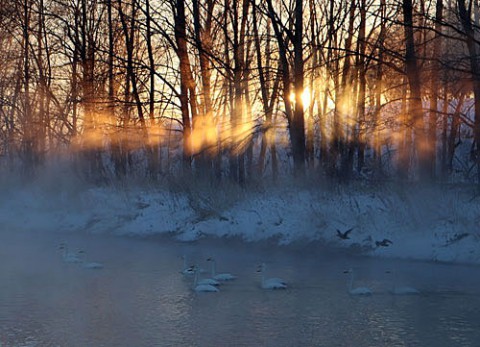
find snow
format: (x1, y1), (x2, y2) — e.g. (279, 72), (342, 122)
(1, 173), (479, 266)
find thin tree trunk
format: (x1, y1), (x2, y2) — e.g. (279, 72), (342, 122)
(356, 0), (367, 174)
(145, 0), (159, 177)
(22, 0), (33, 172)
(440, 86), (449, 179)
(447, 95), (465, 173)
(428, 0), (444, 180)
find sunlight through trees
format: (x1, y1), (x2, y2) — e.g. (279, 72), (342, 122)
(0, 0), (479, 184)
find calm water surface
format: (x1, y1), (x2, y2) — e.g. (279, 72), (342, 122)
(1, 229), (480, 346)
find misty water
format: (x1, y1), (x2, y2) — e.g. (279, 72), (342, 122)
(2, 229), (480, 347)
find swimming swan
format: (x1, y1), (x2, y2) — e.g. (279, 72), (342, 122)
(386, 270), (420, 295)
(82, 262), (104, 269)
(193, 267), (219, 292)
(180, 255), (207, 275)
(58, 243), (82, 263)
(180, 255), (195, 275)
(79, 252), (104, 269)
(207, 257), (236, 281)
(190, 265), (220, 286)
(257, 263), (287, 289)
(344, 269), (372, 295)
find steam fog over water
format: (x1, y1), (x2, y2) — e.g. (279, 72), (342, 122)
(2, 228), (480, 346)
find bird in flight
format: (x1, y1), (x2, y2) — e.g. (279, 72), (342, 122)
(336, 228), (353, 240)
(375, 239), (393, 247)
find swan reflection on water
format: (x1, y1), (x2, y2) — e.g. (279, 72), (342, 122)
(386, 270), (420, 295)
(192, 266), (219, 293)
(344, 268), (372, 296)
(257, 263), (287, 290)
(207, 257), (236, 281)
(2, 230), (479, 347)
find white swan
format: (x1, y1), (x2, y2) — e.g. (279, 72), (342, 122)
(180, 255), (195, 275)
(190, 265), (221, 286)
(80, 252), (104, 270)
(257, 263), (287, 289)
(82, 262), (104, 269)
(386, 270), (420, 295)
(193, 267), (219, 292)
(207, 257), (236, 281)
(58, 243), (82, 263)
(344, 269), (372, 295)
(180, 255), (207, 275)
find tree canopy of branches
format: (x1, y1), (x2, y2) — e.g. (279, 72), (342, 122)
(1, 0), (480, 185)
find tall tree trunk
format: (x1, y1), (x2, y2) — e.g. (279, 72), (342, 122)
(37, 0), (46, 164)
(356, 0), (367, 174)
(447, 95), (465, 173)
(81, 0), (102, 179)
(22, 0), (33, 173)
(173, 0), (195, 168)
(428, 0), (444, 180)
(373, 0), (386, 175)
(192, 0), (216, 176)
(403, 0), (429, 180)
(253, 5), (279, 178)
(306, 0), (317, 169)
(440, 86), (449, 179)
(321, 0), (337, 170)
(266, 0), (305, 176)
(230, 0), (249, 185)
(291, 0), (306, 176)
(145, 0), (160, 177)
(398, 77), (411, 179)
(458, 0), (480, 183)
(338, 0), (357, 178)
(107, 0), (124, 177)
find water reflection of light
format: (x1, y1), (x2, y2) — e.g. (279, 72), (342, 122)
(2, 230), (480, 346)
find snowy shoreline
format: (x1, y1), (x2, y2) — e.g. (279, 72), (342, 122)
(2, 179), (480, 266)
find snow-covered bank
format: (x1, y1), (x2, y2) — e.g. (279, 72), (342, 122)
(1, 179), (480, 265)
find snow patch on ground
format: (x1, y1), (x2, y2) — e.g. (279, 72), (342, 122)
(1, 182), (480, 265)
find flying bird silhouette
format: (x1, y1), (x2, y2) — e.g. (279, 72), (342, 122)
(375, 239), (393, 247)
(336, 228), (353, 240)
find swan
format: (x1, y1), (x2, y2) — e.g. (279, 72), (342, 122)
(79, 252), (104, 269)
(344, 269), (372, 295)
(180, 255), (207, 275)
(257, 263), (287, 290)
(184, 265), (220, 286)
(180, 255), (195, 275)
(58, 243), (82, 263)
(82, 262), (104, 269)
(207, 257), (236, 281)
(386, 270), (420, 295)
(193, 267), (219, 292)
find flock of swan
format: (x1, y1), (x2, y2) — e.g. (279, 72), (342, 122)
(182, 256), (287, 292)
(58, 243), (420, 295)
(182, 257), (420, 295)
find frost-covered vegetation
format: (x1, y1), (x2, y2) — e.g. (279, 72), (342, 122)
(2, 163), (479, 265)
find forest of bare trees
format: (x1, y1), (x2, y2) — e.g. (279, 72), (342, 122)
(1, 0), (480, 185)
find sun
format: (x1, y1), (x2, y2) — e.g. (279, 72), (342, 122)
(289, 87), (311, 108)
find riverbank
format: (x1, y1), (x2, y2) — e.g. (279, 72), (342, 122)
(2, 177), (479, 265)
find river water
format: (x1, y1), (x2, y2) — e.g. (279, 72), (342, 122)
(1, 229), (480, 346)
